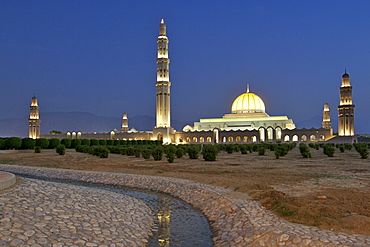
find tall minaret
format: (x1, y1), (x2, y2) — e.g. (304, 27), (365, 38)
(156, 18), (171, 128)
(338, 71), (355, 136)
(28, 95), (41, 139)
(121, 113), (128, 132)
(322, 103), (331, 129)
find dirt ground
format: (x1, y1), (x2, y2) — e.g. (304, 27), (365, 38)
(1, 147), (370, 236)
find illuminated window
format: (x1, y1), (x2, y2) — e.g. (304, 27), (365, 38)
(301, 135), (307, 142)
(320, 135), (325, 141)
(251, 136), (257, 143)
(310, 135), (316, 142)
(243, 136), (248, 142)
(200, 137), (205, 143)
(228, 136), (233, 142)
(292, 135), (298, 142)
(259, 128), (265, 142)
(222, 136), (227, 143)
(284, 135), (290, 142)
(267, 127), (274, 141)
(236, 136), (241, 142)
(192, 137), (197, 143)
(179, 137), (183, 143)
(206, 136), (212, 142)
(275, 127), (282, 141)
(185, 137), (190, 143)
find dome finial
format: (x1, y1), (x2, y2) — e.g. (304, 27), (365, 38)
(246, 84), (250, 93)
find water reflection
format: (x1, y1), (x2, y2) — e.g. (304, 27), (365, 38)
(157, 195), (171, 247)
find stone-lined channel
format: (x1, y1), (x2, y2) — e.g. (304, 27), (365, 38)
(16, 174), (214, 247)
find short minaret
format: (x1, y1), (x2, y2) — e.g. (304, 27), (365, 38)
(153, 19), (174, 143)
(156, 18), (171, 128)
(322, 103), (331, 129)
(121, 113), (128, 132)
(338, 71), (355, 136)
(28, 95), (41, 139)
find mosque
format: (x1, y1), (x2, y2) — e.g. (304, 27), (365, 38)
(36, 19), (356, 144)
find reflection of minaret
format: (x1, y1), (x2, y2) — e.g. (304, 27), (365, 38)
(156, 19), (171, 128)
(28, 95), (41, 139)
(338, 71), (355, 136)
(157, 195), (171, 247)
(121, 113), (128, 132)
(322, 103), (331, 129)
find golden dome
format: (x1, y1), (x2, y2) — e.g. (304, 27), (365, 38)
(231, 91), (265, 114)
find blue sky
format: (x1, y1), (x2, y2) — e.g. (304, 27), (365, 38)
(1, 1), (370, 133)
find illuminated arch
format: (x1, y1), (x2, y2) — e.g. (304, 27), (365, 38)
(301, 135), (307, 142)
(284, 135), (290, 142)
(292, 135), (298, 142)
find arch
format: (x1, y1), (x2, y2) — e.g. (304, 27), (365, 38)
(199, 137), (205, 143)
(213, 128), (219, 144)
(251, 135), (257, 143)
(222, 136), (227, 143)
(157, 133), (163, 141)
(206, 136), (212, 143)
(259, 128), (265, 143)
(72, 132), (76, 139)
(192, 137), (198, 143)
(275, 127), (282, 141)
(310, 135), (316, 142)
(243, 136), (248, 143)
(267, 127), (274, 142)
(284, 135), (290, 142)
(292, 135), (298, 142)
(320, 135), (325, 141)
(236, 136), (241, 142)
(301, 135), (307, 142)
(179, 137), (183, 143)
(110, 131), (115, 140)
(228, 136), (234, 142)
(185, 137), (190, 143)
(77, 132), (82, 139)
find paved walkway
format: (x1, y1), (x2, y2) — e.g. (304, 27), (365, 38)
(0, 178), (154, 247)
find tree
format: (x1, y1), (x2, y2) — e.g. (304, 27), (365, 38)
(152, 147), (163, 161)
(50, 130), (63, 134)
(56, 144), (66, 155)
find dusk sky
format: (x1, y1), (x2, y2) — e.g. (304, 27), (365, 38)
(1, 1), (370, 133)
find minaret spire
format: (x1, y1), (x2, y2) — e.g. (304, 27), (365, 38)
(28, 95), (41, 139)
(246, 84), (250, 93)
(338, 71), (355, 136)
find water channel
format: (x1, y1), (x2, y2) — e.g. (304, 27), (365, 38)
(17, 175), (214, 247)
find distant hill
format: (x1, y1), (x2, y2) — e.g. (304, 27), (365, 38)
(0, 112), (190, 138)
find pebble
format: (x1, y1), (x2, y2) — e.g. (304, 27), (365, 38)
(1, 164), (370, 246)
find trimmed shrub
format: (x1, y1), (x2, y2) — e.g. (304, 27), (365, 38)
(258, 146), (266, 155)
(166, 152), (175, 163)
(71, 139), (82, 148)
(36, 138), (49, 149)
(299, 143), (311, 158)
(5, 137), (22, 149)
(0, 139), (4, 149)
(21, 138), (36, 149)
(188, 146), (199, 159)
(274, 149), (281, 159)
(90, 139), (99, 146)
(106, 140), (114, 146)
(34, 146), (41, 153)
(81, 139), (90, 146)
(225, 144), (234, 154)
(61, 139), (71, 148)
(56, 144), (66, 155)
(202, 145), (219, 161)
(48, 138), (61, 149)
(175, 147), (184, 158)
(152, 147), (163, 161)
(126, 147), (135, 156)
(142, 149), (152, 159)
(99, 139), (107, 146)
(91, 145), (109, 158)
(134, 148), (141, 157)
(323, 144), (335, 157)
(240, 145), (248, 154)
(339, 146), (345, 153)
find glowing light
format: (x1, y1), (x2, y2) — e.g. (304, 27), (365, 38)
(231, 92), (266, 114)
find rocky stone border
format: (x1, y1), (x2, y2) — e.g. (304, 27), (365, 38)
(0, 171), (16, 191)
(1, 164), (370, 246)
(0, 176), (154, 246)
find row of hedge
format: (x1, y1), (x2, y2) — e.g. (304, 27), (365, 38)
(0, 137), (162, 150)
